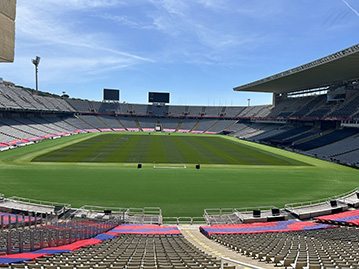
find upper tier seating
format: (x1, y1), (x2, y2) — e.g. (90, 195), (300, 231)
(0, 85), (76, 112)
(327, 94), (359, 118)
(306, 105), (333, 118)
(0, 86), (23, 109)
(131, 104), (149, 115)
(66, 99), (92, 112)
(242, 105), (271, 117)
(224, 106), (246, 117)
(204, 106), (223, 116)
(187, 105), (202, 116)
(267, 98), (299, 118)
(0, 85), (35, 110)
(290, 95), (327, 118)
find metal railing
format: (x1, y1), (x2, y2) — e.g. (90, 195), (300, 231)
(127, 207), (162, 225)
(285, 188), (359, 211)
(204, 208), (236, 217)
(162, 217), (206, 225)
(128, 207), (162, 216)
(75, 206), (163, 224)
(8, 196), (71, 209)
(73, 205), (128, 222)
(333, 187), (359, 201)
(285, 197), (334, 212)
(79, 205), (128, 213)
(235, 205), (277, 213)
(203, 208), (241, 225)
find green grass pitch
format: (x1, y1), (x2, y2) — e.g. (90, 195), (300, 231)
(0, 132), (358, 217)
(32, 133), (308, 166)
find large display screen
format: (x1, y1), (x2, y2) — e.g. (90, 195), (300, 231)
(148, 92), (170, 103)
(103, 89), (120, 101)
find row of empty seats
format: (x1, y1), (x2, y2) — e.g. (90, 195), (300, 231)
(0, 223), (233, 269)
(268, 90), (359, 120)
(0, 85), (75, 112)
(66, 98), (271, 118)
(3, 82), (359, 121)
(208, 227), (359, 268)
(6, 234), (225, 269)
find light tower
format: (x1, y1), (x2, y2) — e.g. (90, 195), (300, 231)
(32, 56), (40, 95)
(247, 98), (251, 106)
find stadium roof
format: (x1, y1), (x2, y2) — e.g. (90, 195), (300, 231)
(234, 43), (359, 94)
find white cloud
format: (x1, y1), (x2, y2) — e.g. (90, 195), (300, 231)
(196, 0), (231, 11)
(148, 0), (188, 16)
(16, 4), (152, 62)
(341, 0), (359, 17)
(6, 0), (155, 89)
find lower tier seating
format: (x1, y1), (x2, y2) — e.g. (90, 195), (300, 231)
(208, 227), (359, 268)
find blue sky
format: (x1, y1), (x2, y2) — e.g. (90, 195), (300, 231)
(0, 0), (359, 106)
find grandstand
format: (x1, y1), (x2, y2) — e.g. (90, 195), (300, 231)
(1, 40), (358, 162)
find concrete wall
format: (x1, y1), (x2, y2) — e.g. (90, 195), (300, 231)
(0, 0), (16, 62)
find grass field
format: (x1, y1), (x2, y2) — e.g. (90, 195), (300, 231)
(33, 133), (308, 166)
(0, 132), (358, 217)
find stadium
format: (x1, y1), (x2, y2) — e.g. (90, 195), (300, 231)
(1, 0), (359, 268)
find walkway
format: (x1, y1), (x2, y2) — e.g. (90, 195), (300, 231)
(179, 225), (273, 269)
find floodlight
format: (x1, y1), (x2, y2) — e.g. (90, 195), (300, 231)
(32, 56), (41, 94)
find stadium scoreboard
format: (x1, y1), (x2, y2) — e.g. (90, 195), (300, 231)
(148, 92), (170, 103)
(103, 89), (120, 101)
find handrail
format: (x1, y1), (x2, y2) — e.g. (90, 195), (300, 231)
(285, 198), (333, 210)
(221, 257), (263, 269)
(80, 205), (128, 213)
(162, 217), (206, 225)
(333, 187), (359, 200)
(204, 208), (236, 215)
(8, 196), (71, 208)
(128, 207), (162, 215)
(235, 205), (277, 212)
(285, 188), (359, 210)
